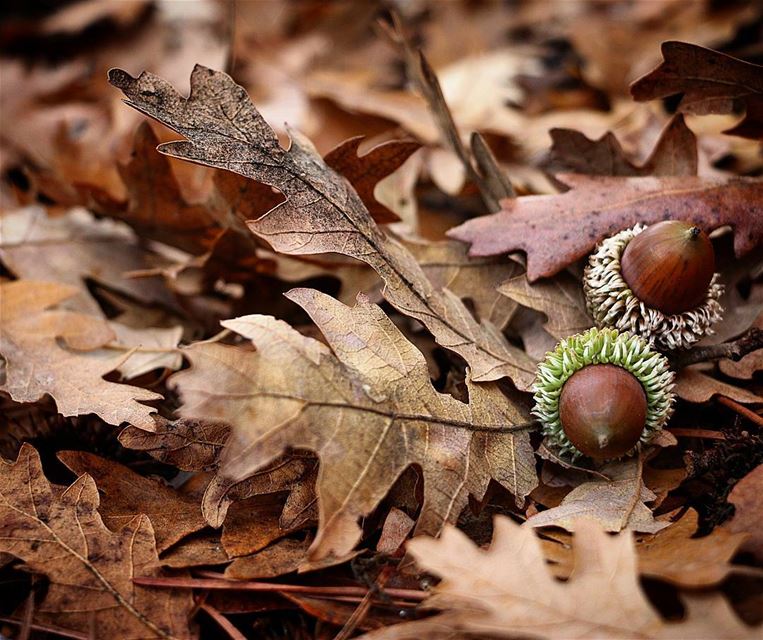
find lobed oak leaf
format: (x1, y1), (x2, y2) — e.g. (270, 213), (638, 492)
(497, 271), (591, 341)
(401, 236), (521, 330)
(171, 287), (537, 561)
(361, 516), (760, 640)
(673, 366), (762, 404)
(541, 508), (749, 588)
(324, 136), (420, 224)
(0, 206), (176, 316)
(108, 64), (536, 387)
(0, 280), (160, 429)
(545, 114), (698, 177)
(631, 41), (763, 140)
(58, 450), (208, 552)
(525, 457), (667, 534)
(0, 443), (194, 640)
(449, 173), (763, 281)
(200, 452), (317, 531)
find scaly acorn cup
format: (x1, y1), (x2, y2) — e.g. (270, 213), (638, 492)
(583, 221), (724, 350)
(532, 327), (674, 461)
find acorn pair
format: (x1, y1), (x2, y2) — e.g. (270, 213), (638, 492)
(533, 221), (724, 462)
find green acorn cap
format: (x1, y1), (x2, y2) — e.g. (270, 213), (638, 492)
(532, 327), (674, 461)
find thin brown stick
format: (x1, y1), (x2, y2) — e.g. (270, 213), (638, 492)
(471, 132), (515, 199)
(18, 591), (34, 640)
(333, 564), (395, 640)
(199, 603), (247, 640)
(670, 328), (763, 369)
(0, 616), (90, 640)
(667, 427), (726, 440)
(133, 576), (429, 602)
(717, 396), (763, 428)
(380, 13), (511, 212)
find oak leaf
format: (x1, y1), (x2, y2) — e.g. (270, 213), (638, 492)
(497, 271), (591, 340)
(541, 509), (748, 588)
(631, 41), (763, 140)
(0, 444), (193, 640)
(402, 237), (521, 330)
(108, 65), (536, 387)
(201, 452), (318, 554)
(324, 136), (420, 224)
(119, 417), (230, 471)
(545, 114), (698, 177)
(58, 450), (208, 552)
(525, 457), (667, 534)
(0, 280), (159, 429)
(725, 463), (763, 562)
(674, 366), (762, 404)
(361, 516), (760, 640)
(0, 206), (176, 316)
(171, 287), (537, 560)
(449, 173), (763, 281)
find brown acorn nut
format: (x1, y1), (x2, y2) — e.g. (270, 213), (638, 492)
(620, 220), (715, 315)
(558, 363), (647, 460)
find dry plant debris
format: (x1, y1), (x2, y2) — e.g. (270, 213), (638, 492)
(0, 2), (762, 639)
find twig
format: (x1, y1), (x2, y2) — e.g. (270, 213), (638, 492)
(333, 564), (395, 640)
(670, 328), (763, 369)
(471, 132), (515, 199)
(133, 576), (429, 602)
(667, 427), (726, 440)
(0, 616), (90, 640)
(380, 13), (512, 212)
(199, 603), (247, 640)
(717, 396), (763, 428)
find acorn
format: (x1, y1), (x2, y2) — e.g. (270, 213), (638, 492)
(532, 327), (674, 461)
(583, 222), (723, 350)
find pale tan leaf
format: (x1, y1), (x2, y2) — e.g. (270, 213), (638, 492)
(402, 236), (521, 330)
(674, 366), (762, 404)
(102, 322), (183, 379)
(361, 517), (760, 640)
(497, 271), (592, 340)
(172, 288), (536, 560)
(525, 457), (667, 533)
(0, 206), (175, 316)
(0, 280), (160, 429)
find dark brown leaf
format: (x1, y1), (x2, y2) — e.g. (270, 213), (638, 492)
(631, 41), (763, 139)
(0, 444), (193, 639)
(57, 450), (207, 552)
(324, 136), (420, 223)
(545, 114), (698, 177)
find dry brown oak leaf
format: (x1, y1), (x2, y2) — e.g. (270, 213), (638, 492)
(58, 450), (208, 552)
(0, 280), (159, 429)
(449, 173), (763, 282)
(497, 271), (591, 341)
(108, 65), (536, 388)
(171, 287), (537, 561)
(544, 113), (698, 177)
(361, 516), (761, 640)
(631, 41), (763, 140)
(323, 135), (420, 224)
(525, 457), (667, 534)
(0, 444), (193, 640)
